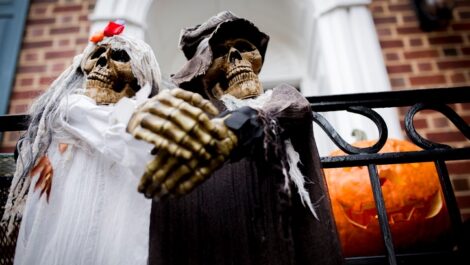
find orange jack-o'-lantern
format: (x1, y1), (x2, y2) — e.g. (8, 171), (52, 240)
(324, 139), (451, 257)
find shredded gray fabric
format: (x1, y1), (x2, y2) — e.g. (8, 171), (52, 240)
(221, 90), (317, 218)
(2, 34), (161, 235)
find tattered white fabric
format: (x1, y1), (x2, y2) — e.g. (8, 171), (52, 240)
(2, 34), (161, 232)
(221, 90), (318, 218)
(14, 94), (153, 265)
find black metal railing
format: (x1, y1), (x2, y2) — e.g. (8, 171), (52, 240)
(308, 86), (470, 265)
(0, 86), (469, 265)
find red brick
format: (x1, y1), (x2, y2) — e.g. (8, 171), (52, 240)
(451, 73), (466, 83)
(34, 0), (56, 3)
(456, 195), (470, 209)
(374, 16), (397, 24)
(0, 147), (16, 153)
(14, 104), (29, 113)
(462, 47), (470, 55)
(377, 28), (392, 37)
(33, 6), (47, 15)
(17, 65), (46, 74)
(390, 77), (406, 87)
(459, 11), (470, 19)
(50, 26), (80, 35)
(389, 4), (412, 12)
(27, 18), (55, 25)
(429, 36), (464, 45)
(410, 38), (424, 47)
(412, 118), (428, 129)
(457, 0), (470, 7)
(409, 75), (446, 86)
(59, 39), (70, 46)
(380, 40), (404, 48)
(20, 78), (34, 86)
(45, 50), (76, 59)
(79, 15), (89, 22)
(11, 90), (43, 100)
(437, 60), (470, 70)
(371, 6), (384, 13)
(452, 23), (470, 31)
(387, 64), (412, 74)
(396, 26), (422, 34)
(53, 5), (82, 13)
(403, 15), (417, 23)
(29, 28), (45, 37)
(60, 16), (74, 24)
(433, 117), (448, 128)
(418, 63), (432, 71)
(52, 63), (66, 72)
(447, 161), (470, 175)
(404, 50), (439, 59)
(76, 38), (89, 45)
(452, 178), (469, 191)
(22, 40), (53, 49)
(426, 131), (467, 143)
(40, 76), (57, 85)
(25, 53), (39, 62)
(462, 103), (470, 110)
(386, 53), (400, 61)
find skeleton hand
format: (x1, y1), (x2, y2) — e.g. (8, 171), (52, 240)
(30, 144), (68, 201)
(128, 88), (238, 199)
(127, 88), (222, 160)
(138, 118), (237, 199)
(31, 155), (53, 201)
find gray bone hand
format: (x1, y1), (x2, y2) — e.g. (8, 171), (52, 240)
(127, 88), (238, 199)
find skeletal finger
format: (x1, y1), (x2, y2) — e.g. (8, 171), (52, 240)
(171, 88), (219, 116)
(31, 156), (48, 177)
(147, 104), (213, 146)
(143, 156), (180, 198)
(133, 126), (192, 160)
(152, 163), (193, 200)
(175, 155), (226, 196)
(140, 115), (211, 159)
(158, 95), (216, 133)
(138, 156), (164, 193)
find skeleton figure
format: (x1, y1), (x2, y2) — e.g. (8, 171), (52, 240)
(3, 31), (161, 265)
(84, 44), (140, 104)
(205, 37), (264, 99)
(128, 11), (343, 265)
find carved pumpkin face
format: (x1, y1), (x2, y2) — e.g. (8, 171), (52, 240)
(324, 139), (451, 257)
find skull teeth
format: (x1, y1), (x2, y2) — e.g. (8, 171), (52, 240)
(88, 71), (111, 84)
(226, 66), (252, 81)
(227, 69), (257, 88)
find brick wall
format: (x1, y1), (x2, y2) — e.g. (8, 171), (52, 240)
(371, 0), (470, 221)
(0, 0), (94, 153)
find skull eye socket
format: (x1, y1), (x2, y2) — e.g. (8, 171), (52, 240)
(91, 47), (106, 59)
(111, 49), (130, 62)
(212, 39), (256, 58)
(233, 40), (255, 53)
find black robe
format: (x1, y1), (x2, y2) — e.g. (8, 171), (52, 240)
(148, 84), (343, 265)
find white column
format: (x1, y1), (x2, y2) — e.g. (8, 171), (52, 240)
(89, 0), (154, 39)
(303, 0), (402, 155)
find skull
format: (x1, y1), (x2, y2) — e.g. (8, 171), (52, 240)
(83, 44), (140, 104)
(204, 38), (263, 100)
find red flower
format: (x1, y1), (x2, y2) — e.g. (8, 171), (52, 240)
(89, 20), (126, 43)
(103, 21), (125, 37)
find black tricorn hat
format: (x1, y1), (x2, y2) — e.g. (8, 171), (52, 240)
(170, 11), (270, 95)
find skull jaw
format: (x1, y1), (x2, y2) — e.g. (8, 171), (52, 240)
(85, 80), (135, 105)
(212, 78), (263, 100)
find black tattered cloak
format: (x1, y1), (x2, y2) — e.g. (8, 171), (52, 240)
(148, 84), (343, 265)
